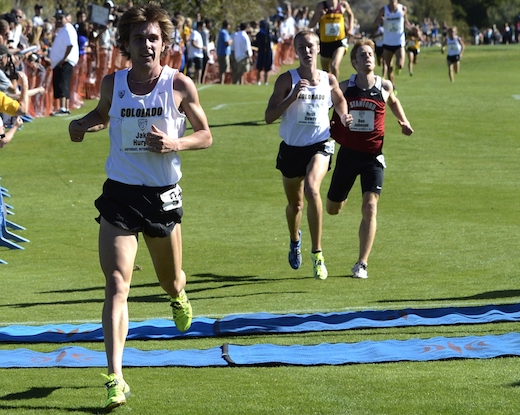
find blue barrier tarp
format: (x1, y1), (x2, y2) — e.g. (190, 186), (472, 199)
(1, 332), (520, 368)
(1, 303), (519, 343)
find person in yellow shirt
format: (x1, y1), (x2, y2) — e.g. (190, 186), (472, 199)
(405, 25), (423, 76)
(308, 0), (354, 79)
(0, 71), (28, 148)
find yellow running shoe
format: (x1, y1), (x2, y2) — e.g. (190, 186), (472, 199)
(102, 373), (130, 412)
(170, 289), (192, 332)
(311, 252), (328, 280)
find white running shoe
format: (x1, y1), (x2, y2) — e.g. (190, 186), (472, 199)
(351, 262), (368, 279)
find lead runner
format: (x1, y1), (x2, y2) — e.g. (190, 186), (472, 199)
(68, 2), (212, 411)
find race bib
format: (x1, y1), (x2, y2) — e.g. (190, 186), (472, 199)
(325, 22), (341, 37)
(448, 44), (459, 53)
(160, 185), (182, 211)
(323, 140), (335, 155)
(121, 109), (162, 154)
(376, 154), (387, 168)
(121, 117), (150, 153)
(297, 101), (325, 126)
(349, 110), (375, 132)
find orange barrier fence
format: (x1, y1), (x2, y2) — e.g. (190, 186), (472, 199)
(17, 40), (296, 117)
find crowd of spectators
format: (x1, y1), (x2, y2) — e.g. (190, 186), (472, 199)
(0, 1), (318, 124)
(3, 1), (518, 124)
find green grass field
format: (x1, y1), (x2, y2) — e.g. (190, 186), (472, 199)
(0, 43), (520, 414)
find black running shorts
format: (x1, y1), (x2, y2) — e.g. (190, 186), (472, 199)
(95, 179), (183, 238)
(327, 147), (384, 202)
(276, 140), (333, 178)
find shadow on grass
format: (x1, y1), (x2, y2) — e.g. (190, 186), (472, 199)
(209, 119), (267, 128)
(3, 273), (307, 308)
(378, 289), (520, 303)
(0, 387), (61, 400)
(0, 386), (102, 414)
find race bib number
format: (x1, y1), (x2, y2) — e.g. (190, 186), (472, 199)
(376, 154), (387, 168)
(349, 110), (375, 132)
(325, 22), (341, 37)
(297, 102), (322, 126)
(121, 117), (150, 153)
(160, 185), (182, 211)
(323, 140), (335, 155)
(448, 44), (459, 54)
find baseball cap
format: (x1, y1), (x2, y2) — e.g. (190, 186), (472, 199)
(0, 44), (11, 56)
(55, 10), (66, 18)
(34, 4), (43, 9)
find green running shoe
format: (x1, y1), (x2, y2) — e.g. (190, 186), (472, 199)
(170, 289), (192, 332)
(311, 251), (328, 280)
(102, 373), (130, 412)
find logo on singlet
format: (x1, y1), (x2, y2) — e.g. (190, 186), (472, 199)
(138, 119), (148, 130)
(120, 107), (164, 117)
(349, 100), (377, 110)
(298, 93), (325, 101)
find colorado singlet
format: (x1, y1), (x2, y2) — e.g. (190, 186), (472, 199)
(446, 36), (462, 56)
(107, 65), (186, 187)
(279, 69), (332, 147)
(382, 3), (405, 47)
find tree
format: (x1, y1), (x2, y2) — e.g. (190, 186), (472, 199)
(412, 0), (454, 25)
(163, 0), (278, 25)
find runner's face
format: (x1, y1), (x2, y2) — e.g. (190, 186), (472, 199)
(128, 22), (164, 68)
(354, 45), (375, 73)
(295, 35), (319, 66)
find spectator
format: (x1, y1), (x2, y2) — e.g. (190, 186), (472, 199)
(33, 5), (44, 28)
(49, 10), (79, 116)
(216, 19), (232, 84)
(168, 13), (185, 70)
(470, 25), (480, 45)
(232, 22), (252, 84)
(187, 20), (204, 84)
(9, 8), (23, 50)
(502, 22), (513, 44)
(255, 20), (277, 85)
(0, 19), (9, 46)
(0, 70), (29, 148)
(0, 114), (23, 148)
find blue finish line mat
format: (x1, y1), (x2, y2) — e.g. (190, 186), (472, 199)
(1, 332), (520, 368)
(0, 304), (519, 368)
(1, 303), (520, 343)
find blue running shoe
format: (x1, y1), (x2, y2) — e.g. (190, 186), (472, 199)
(288, 230), (302, 269)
